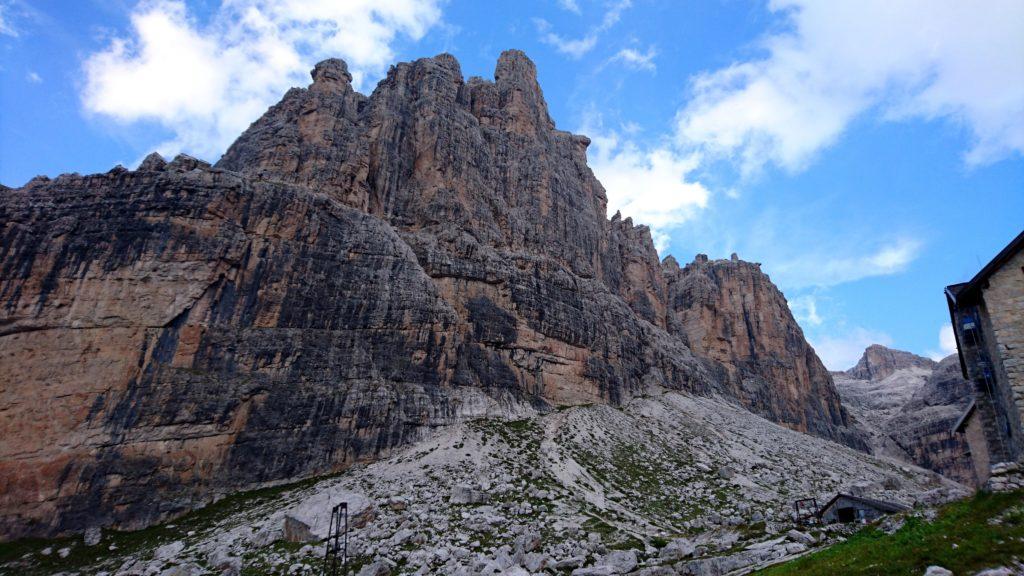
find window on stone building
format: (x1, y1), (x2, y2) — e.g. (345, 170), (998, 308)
(962, 316), (980, 347)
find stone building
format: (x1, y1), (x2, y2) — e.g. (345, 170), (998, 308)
(817, 494), (908, 524)
(947, 230), (1024, 488)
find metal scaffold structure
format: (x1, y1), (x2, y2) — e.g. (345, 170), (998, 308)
(323, 502), (348, 576)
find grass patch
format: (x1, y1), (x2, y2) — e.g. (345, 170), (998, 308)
(756, 490), (1024, 576)
(563, 431), (721, 531)
(241, 540), (321, 575)
(582, 514), (643, 551)
(739, 520), (767, 540)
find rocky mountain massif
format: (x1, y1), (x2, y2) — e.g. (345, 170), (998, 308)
(834, 345), (976, 485)
(0, 391), (963, 576)
(0, 51), (862, 542)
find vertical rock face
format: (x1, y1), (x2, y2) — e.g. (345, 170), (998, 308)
(219, 51), (608, 280)
(663, 255), (861, 447)
(835, 347), (975, 485)
(1, 164), (471, 538)
(1, 51), (860, 540)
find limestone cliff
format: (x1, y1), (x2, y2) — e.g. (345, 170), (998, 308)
(663, 254), (860, 446)
(0, 51), (859, 540)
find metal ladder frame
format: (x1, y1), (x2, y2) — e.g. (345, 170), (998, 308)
(323, 502), (348, 576)
(793, 497), (818, 523)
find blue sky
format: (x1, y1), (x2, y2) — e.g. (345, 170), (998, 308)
(1, 0), (1022, 369)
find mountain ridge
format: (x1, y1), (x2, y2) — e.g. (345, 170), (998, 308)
(0, 50), (862, 540)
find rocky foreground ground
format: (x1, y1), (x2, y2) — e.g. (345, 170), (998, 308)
(3, 390), (964, 576)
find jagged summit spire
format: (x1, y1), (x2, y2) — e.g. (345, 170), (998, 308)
(489, 49), (554, 133)
(429, 52), (463, 77)
(310, 58), (352, 92)
(495, 49), (538, 86)
(138, 152), (166, 172)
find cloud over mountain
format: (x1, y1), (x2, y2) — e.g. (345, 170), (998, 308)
(82, 0), (442, 160)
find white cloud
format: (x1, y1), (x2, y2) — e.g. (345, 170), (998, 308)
(557, 0), (581, 14)
(26, 71), (40, 83)
(0, 1), (18, 37)
(675, 0), (1024, 173)
(766, 236), (922, 289)
(583, 116), (709, 252)
(536, 0), (631, 59)
(82, 0), (442, 161)
(610, 46), (656, 72)
(810, 326), (893, 371)
(928, 325), (959, 360)
(534, 18), (597, 59)
(599, 0), (631, 29)
(788, 294), (822, 327)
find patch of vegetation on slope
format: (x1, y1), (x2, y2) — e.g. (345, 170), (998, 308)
(757, 490), (1024, 576)
(557, 408), (735, 533)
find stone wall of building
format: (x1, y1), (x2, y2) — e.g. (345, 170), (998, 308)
(983, 249), (1024, 447)
(963, 409), (991, 486)
(952, 245), (1024, 467)
(952, 300), (1014, 464)
(986, 461), (1024, 492)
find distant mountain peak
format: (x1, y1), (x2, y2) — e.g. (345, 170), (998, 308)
(846, 344), (936, 381)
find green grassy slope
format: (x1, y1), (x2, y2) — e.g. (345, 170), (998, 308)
(757, 490), (1024, 576)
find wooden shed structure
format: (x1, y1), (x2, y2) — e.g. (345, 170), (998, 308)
(817, 494), (909, 524)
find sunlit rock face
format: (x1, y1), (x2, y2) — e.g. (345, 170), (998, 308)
(663, 254), (863, 448)
(0, 51), (859, 540)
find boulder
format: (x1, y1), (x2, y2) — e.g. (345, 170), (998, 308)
(154, 541), (185, 561)
(356, 560), (396, 576)
(785, 529), (815, 545)
(283, 515), (315, 543)
(659, 538), (696, 561)
(556, 556), (586, 570)
(207, 547), (242, 576)
(598, 549), (638, 574)
(451, 484), (490, 505)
